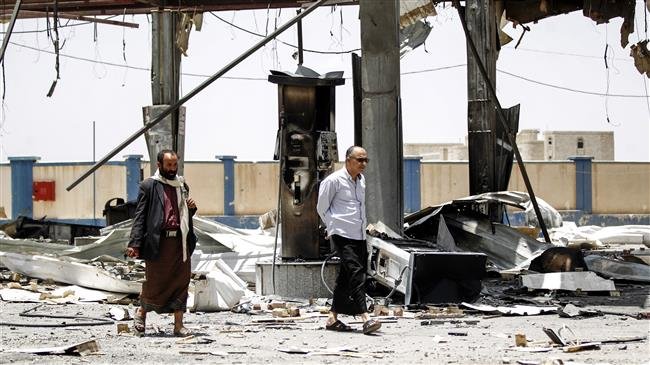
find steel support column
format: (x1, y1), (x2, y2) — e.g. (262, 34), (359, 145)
(466, 0), (497, 196)
(359, 0), (403, 233)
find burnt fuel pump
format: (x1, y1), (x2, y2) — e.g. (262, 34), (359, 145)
(269, 68), (344, 260)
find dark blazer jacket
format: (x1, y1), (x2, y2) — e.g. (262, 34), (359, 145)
(128, 178), (198, 260)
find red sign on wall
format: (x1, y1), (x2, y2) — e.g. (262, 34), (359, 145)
(33, 181), (55, 201)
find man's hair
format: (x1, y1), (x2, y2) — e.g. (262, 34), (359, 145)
(157, 149), (177, 164)
(345, 146), (361, 159)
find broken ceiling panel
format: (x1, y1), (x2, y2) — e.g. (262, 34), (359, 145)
(582, 0), (636, 48)
(503, 0), (636, 49)
(630, 40), (650, 78)
(399, 0), (437, 28)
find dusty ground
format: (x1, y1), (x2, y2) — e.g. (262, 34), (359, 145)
(1, 282), (649, 365)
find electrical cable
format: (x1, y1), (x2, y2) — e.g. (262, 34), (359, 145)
(384, 265), (411, 302)
(211, 12), (360, 55)
(271, 116), (284, 295)
(7, 41), (650, 98)
(320, 249), (337, 295)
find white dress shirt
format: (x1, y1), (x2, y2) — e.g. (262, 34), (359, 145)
(317, 166), (367, 240)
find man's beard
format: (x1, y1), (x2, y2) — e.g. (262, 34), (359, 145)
(161, 169), (177, 180)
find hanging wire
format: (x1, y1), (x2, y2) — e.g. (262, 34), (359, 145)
(210, 12), (359, 54)
(120, 10), (129, 87)
(9, 40), (650, 98)
(603, 25), (621, 126)
(46, 1), (61, 97)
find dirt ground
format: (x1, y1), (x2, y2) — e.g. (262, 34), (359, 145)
(1, 281), (649, 365)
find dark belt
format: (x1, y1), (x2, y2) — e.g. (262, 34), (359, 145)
(163, 229), (181, 238)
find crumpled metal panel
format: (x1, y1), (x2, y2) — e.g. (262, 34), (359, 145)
(399, 20), (433, 57)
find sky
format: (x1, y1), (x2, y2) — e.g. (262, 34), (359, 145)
(1, 1), (649, 165)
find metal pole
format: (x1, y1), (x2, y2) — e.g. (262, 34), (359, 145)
(0, 0), (22, 64)
(453, 1), (551, 244)
(66, 0), (329, 191)
(296, 9), (303, 65)
(92, 121), (96, 224)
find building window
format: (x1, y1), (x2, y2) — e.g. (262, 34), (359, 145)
(548, 138), (553, 145)
(577, 137), (584, 149)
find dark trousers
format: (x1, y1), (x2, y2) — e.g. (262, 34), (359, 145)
(331, 234), (368, 315)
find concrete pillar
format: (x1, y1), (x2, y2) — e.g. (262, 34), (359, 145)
(8, 156), (39, 218)
(217, 155), (237, 216)
(403, 156), (422, 214)
(359, 0), (403, 233)
(124, 155), (143, 202)
(569, 156), (593, 213)
(147, 10), (185, 175)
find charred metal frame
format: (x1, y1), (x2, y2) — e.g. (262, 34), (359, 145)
(454, 0), (551, 243)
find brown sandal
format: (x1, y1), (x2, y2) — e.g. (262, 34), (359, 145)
(174, 327), (193, 337)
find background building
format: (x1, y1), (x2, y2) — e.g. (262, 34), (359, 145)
(405, 130), (615, 161)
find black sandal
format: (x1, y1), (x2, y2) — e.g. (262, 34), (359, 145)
(325, 320), (354, 332)
(362, 319), (381, 335)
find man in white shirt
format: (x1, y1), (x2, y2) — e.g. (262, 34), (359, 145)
(317, 146), (381, 335)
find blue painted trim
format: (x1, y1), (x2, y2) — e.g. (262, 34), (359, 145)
(124, 155), (143, 201)
(403, 156), (422, 214)
(33, 161), (125, 167)
(569, 156), (593, 213)
(8, 156), (39, 219)
(216, 155), (237, 216)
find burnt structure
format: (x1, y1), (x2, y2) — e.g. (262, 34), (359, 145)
(269, 68), (344, 260)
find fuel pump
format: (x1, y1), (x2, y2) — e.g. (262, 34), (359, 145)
(269, 68), (344, 259)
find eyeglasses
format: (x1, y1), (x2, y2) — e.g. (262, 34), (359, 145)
(352, 157), (369, 163)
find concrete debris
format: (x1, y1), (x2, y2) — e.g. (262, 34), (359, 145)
(108, 306), (131, 321)
(0, 284), (122, 304)
(277, 345), (384, 358)
(4, 340), (100, 356)
(521, 271), (616, 292)
(116, 323), (130, 334)
(557, 303), (601, 318)
(515, 333), (527, 347)
(584, 255), (650, 283)
(461, 302), (557, 316)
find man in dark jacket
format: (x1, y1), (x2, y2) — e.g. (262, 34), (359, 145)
(126, 149), (198, 337)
